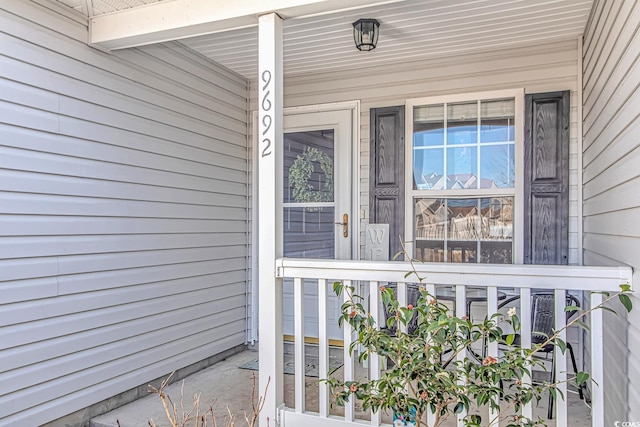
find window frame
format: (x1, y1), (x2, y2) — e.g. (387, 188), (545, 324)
(404, 89), (525, 264)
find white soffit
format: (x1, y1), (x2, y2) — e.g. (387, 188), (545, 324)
(53, 0), (593, 80)
(89, 0), (401, 49)
(180, 0), (593, 79)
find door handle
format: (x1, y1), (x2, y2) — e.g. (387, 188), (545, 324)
(334, 213), (348, 238)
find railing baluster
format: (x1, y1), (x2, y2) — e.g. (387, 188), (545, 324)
(425, 283), (437, 427)
(554, 289), (568, 424)
(343, 279), (355, 422)
(520, 288), (533, 421)
(318, 278), (329, 418)
(397, 281), (407, 334)
(455, 284), (467, 427)
(590, 292), (604, 427)
(486, 286), (499, 427)
(369, 280), (381, 426)
(294, 277), (305, 413)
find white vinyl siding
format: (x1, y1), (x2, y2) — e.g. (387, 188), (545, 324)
(0, 1), (249, 425)
(247, 38), (581, 345)
(582, 0), (640, 423)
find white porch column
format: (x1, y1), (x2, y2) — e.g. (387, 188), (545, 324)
(258, 12), (284, 427)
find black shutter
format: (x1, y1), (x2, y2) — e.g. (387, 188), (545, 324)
(369, 106), (405, 259)
(524, 91), (570, 265)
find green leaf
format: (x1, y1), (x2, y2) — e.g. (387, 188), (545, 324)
(454, 401), (464, 414)
(505, 333), (515, 346)
(576, 371), (590, 385)
(620, 283), (631, 292)
(564, 305), (580, 313)
(601, 305), (620, 315)
(573, 320), (590, 331)
(555, 338), (567, 354)
(619, 293), (633, 312)
(333, 281), (343, 296)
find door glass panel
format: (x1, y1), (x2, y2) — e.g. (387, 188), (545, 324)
(283, 129), (336, 258)
(284, 130), (334, 204)
(283, 206), (335, 258)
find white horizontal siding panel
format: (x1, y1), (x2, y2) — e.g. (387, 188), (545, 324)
(0, 320), (246, 419)
(1, 280), (246, 348)
(0, 284), (243, 372)
(0, 278), (58, 305)
(0, 306), (246, 397)
(583, 104), (640, 181)
(0, 12), (247, 108)
(0, 193), (246, 220)
(0, 42), (247, 127)
(57, 246), (247, 275)
(1, 126), (246, 180)
(582, 0), (638, 118)
(582, 52), (640, 152)
(0, 215), (245, 236)
(0, 146), (247, 191)
(582, 0), (625, 88)
(116, 43), (248, 105)
(583, 143), (640, 200)
(59, 96), (246, 147)
(0, 0), (87, 41)
(1, 272), (245, 328)
(0, 0), (249, 424)
(583, 176), (640, 216)
(584, 206), (640, 238)
(0, 233), (246, 259)
(56, 117), (248, 160)
(2, 333), (244, 427)
(584, 233), (640, 268)
(0, 100), (59, 132)
(0, 170), (247, 205)
(0, 77), (60, 112)
(583, 0), (640, 422)
(0, 258), (59, 282)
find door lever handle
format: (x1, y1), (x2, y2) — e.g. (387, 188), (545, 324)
(334, 213), (348, 238)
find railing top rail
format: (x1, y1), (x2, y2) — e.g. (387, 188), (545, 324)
(276, 258), (633, 292)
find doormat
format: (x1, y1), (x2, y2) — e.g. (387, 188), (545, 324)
(239, 353), (343, 378)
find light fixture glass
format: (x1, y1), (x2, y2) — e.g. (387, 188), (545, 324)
(352, 18), (380, 51)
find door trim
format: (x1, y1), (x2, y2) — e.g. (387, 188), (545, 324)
(249, 101), (360, 344)
(283, 101), (360, 260)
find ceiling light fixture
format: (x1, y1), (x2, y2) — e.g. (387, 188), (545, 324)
(352, 18), (380, 51)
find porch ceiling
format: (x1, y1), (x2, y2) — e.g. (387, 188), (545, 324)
(54, 0), (593, 80)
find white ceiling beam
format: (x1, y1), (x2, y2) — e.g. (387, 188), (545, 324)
(90, 0), (403, 50)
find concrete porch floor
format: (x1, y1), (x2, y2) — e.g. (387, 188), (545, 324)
(91, 347), (591, 427)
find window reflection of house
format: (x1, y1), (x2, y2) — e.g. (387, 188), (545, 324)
(414, 197), (513, 264)
(417, 173), (499, 190)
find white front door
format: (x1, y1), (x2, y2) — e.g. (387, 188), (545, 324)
(282, 108), (353, 341)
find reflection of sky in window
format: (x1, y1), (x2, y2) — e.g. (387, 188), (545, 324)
(414, 124), (514, 189)
(481, 123), (515, 142)
(480, 145), (514, 188)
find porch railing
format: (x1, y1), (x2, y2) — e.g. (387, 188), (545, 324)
(265, 258), (632, 427)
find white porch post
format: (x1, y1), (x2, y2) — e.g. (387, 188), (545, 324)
(258, 12), (284, 427)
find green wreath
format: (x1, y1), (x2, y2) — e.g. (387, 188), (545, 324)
(288, 147), (333, 203)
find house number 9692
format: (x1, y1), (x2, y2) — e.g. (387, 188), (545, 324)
(261, 70), (272, 158)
